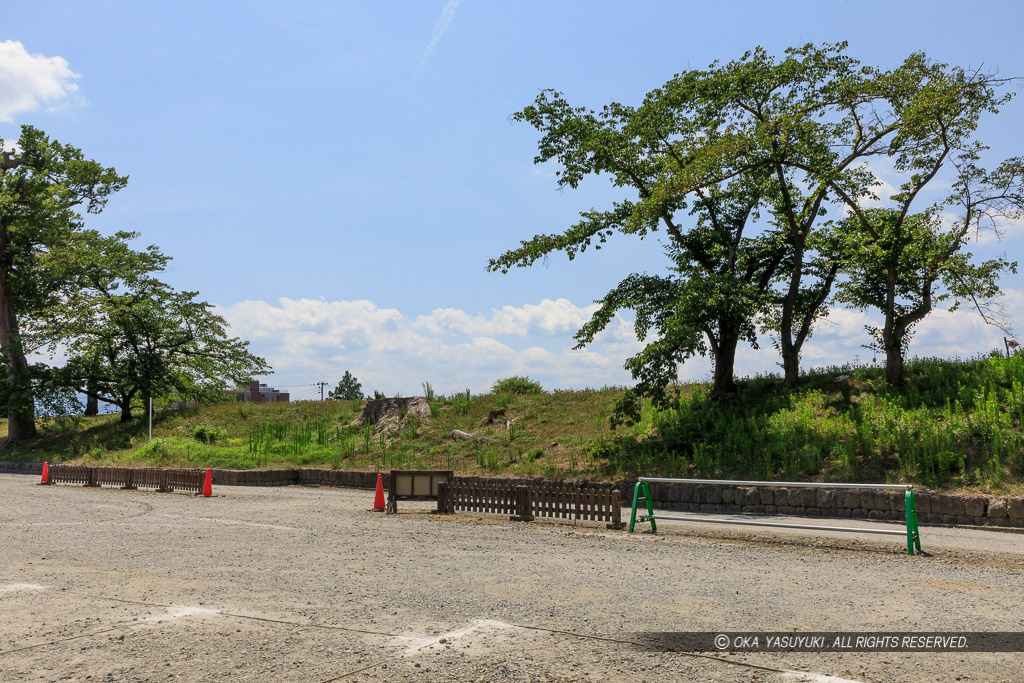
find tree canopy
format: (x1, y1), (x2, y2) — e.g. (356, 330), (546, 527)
(328, 371), (363, 401)
(1, 126), (127, 444)
(1, 126), (270, 436)
(490, 43), (1022, 420)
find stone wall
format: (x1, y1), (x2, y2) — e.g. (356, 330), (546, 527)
(3, 462), (1021, 527)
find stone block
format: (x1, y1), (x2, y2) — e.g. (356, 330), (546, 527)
(800, 489), (817, 507)
(851, 509), (867, 519)
(705, 486), (723, 505)
(947, 497), (966, 516)
(764, 505), (776, 515)
(1007, 498), (1024, 520)
(777, 505), (794, 515)
(806, 507), (821, 517)
(678, 486), (693, 504)
(773, 488), (789, 506)
(942, 514), (957, 524)
(964, 496), (987, 518)
(914, 494), (930, 515)
(956, 515), (974, 526)
(868, 510), (883, 520)
(759, 488), (774, 506)
(721, 487), (735, 504)
(988, 498), (1009, 519)
(844, 490), (861, 509)
(692, 485), (706, 504)
(816, 489), (834, 510)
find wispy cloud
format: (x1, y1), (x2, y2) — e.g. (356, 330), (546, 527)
(0, 40), (80, 123)
(413, 0), (462, 78)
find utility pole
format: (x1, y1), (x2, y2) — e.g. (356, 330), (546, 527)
(1006, 337), (1020, 359)
(316, 381), (328, 401)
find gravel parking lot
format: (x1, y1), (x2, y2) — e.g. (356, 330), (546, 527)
(1, 474), (1022, 682)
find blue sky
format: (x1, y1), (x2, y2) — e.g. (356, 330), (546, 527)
(3, 1), (1023, 399)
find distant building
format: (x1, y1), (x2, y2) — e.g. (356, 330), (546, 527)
(226, 381), (290, 403)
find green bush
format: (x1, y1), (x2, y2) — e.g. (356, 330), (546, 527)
(491, 376), (543, 395)
(191, 424), (220, 443)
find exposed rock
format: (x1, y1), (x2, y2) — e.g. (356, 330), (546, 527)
(479, 409), (506, 427)
(451, 430), (475, 442)
(351, 397), (432, 441)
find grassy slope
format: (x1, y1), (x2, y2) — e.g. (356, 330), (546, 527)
(3, 353), (1023, 493)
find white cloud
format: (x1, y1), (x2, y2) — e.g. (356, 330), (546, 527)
(0, 41), (80, 123)
(217, 297), (640, 395)
(413, 0), (461, 77)
(414, 298), (598, 337)
(216, 293), (1023, 398)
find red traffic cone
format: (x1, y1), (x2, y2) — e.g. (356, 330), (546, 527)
(40, 461), (50, 485)
(201, 468), (212, 497)
(372, 473), (386, 512)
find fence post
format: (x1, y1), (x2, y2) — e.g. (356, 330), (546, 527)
(85, 466), (98, 488)
(510, 485), (534, 522)
(608, 490), (624, 530)
(436, 482), (449, 514)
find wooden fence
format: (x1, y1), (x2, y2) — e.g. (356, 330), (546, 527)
(46, 465), (205, 493)
(437, 480), (623, 529)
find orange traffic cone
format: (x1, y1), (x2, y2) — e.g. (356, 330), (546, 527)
(201, 468), (212, 497)
(40, 461), (49, 485)
(372, 473), (385, 512)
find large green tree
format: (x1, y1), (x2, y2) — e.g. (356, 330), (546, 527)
(36, 232), (271, 421)
(0, 126), (126, 445)
(490, 44), (1022, 414)
(796, 56), (1024, 384)
(835, 209), (1015, 384)
(488, 44), (880, 408)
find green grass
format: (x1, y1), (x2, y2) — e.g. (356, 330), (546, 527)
(3, 352), (1023, 493)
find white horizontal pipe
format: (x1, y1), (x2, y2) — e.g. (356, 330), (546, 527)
(643, 514), (905, 536)
(639, 477), (910, 490)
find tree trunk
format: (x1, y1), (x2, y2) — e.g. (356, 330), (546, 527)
(84, 394), (99, 416)
(884, 332), (905, 385)
(120, 402), (133, 422)
(780, 336), (800, 386)
(0, 244), (37, 446)
(711, 327), (740, 399)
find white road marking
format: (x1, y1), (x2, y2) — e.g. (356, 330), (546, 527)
(136, 606), (221, 624)
(782, 671), (864, 683)
(0, 583), (46, 594)
(394, 619), (516, 655)
(161, 514), (296, 531)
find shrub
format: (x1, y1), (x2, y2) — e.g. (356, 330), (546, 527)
(491, 376), (543, 395)
(191, 424), (220, 443)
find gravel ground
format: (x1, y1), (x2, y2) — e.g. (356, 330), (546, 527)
(1, 473), (1022, 682)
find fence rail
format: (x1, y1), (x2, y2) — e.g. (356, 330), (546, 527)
(630, 477), (921, 555)
(438, 480), (623, 529)
(45, 465), (205, 494)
